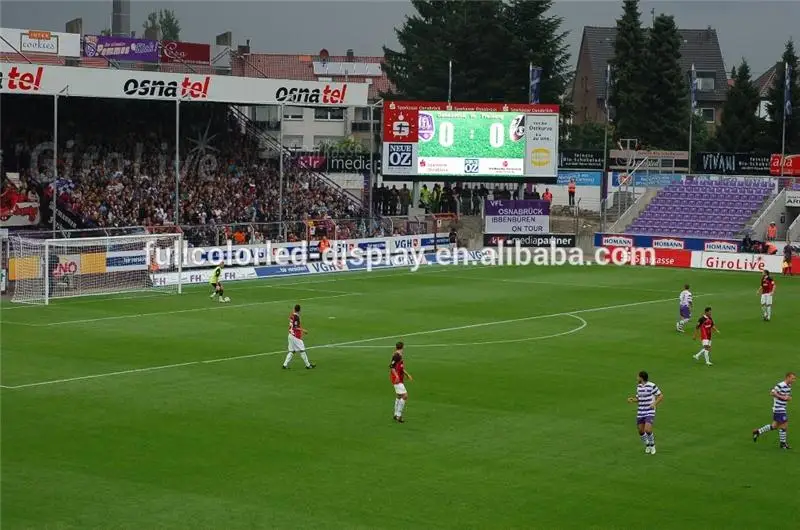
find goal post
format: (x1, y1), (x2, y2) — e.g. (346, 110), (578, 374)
(10, 233), (183, 305)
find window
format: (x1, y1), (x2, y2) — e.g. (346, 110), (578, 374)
(358, 107), (380, 122)
(314, 107), (345, 121)
(283, 135), (304, 150)
(696, 73), (715, 91)
(283, 106), (304, 120)
(701, 108), (715, 123)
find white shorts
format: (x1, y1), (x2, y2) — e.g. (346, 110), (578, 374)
(288, 335), (305, 352)
(393, 383), (407, 395)
(761, 294), (773, 305)
(702, 339), (712, 347)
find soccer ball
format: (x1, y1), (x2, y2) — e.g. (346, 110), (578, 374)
(223, 297), (231, 303)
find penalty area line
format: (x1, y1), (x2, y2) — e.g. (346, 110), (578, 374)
(2, 295), (677, 391)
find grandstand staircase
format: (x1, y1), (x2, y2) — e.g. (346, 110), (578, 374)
(228, 107), (367, 213)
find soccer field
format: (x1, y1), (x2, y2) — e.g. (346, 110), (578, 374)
(2, 265), (799, 529)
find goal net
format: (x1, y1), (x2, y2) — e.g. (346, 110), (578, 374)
(10, 233), (183, 305)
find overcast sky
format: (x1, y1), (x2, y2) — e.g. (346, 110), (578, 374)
(1, 1), (797, 76)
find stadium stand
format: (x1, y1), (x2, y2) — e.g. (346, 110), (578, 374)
(626, 179), (773, 238)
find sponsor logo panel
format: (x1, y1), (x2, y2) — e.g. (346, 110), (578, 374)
(652, 238), (685, 250)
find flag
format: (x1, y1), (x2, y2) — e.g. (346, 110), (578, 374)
(529, 64), (542, 104)
(785, 62), (793, 117)
(604, 63), (611, 112)
(690, 64), (698, 112)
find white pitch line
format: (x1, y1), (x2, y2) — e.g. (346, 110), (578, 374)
(9, 293), (359, 327)
(444, 272), (677, 293)
(337, 314), (588, 349)
(1, 296), (678, 390)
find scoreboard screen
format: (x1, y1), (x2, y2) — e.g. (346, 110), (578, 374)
(416, 111), (525, 176)
(382, 101), (560, 179)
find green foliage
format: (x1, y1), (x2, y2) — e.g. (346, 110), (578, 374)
(691, 113), (714, 154)
(143, 9), (181, 41)
(100, 28), (111, 37)
(640, 14), (688, 150)
(502, 0), (571, 104)
(609, 0), (648, 141)
(764, 39), (799, 154)
(382, 0), (569, 104)
(562, 122), (608, 150)
(716, 60), (762, 152)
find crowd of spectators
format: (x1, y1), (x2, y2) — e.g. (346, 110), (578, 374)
(2, 95), (366, 244)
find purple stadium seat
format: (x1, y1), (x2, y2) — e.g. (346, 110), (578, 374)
(626, 178), (772, 239)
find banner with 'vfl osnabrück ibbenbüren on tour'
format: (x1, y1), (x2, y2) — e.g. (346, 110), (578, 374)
(483, 199), (550, 234)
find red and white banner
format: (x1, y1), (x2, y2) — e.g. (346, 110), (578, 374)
(0, 63), (369, 106)
(770, 154), (800, 176)
(160, 40), (211, 65)
(600, 247), (692, 268)
(0, 27), (81, 57)
(1, 186), (41, 227)
(696, 251), (785, 273)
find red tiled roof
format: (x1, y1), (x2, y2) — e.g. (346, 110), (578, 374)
(1, 52), (65, 65)
(235, 54), (391, 100)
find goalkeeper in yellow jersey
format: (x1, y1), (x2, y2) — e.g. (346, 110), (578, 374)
(209, 262), (229, 303)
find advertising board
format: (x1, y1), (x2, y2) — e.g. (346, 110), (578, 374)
(484, 200), (550, 235)
(0, 27), (81, 56)
(382, 101), (559, 179)
(0, 63), (369, 107)
(83, 35), (159, 62)
(594, 233), (740, 253)
(483, 234), (576, 247)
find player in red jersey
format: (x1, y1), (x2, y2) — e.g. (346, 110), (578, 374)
(758, 271), (776, 321)
(282, 304), (315, 370)
(692, 306), (719, 366)
(390, 342), (413, 423)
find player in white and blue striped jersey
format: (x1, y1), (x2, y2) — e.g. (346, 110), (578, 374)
(753, 372), (795, 449)
(676, 284), (693, 332)
(627, 371), (664, 454)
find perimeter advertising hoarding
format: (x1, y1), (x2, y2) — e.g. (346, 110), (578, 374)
(594, 233), (740, 253)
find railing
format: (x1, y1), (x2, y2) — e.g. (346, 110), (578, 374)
(6, 218), (394, 246)
(228, 106), (367, 212)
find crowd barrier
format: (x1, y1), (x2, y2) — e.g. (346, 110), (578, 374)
(601, 246), (800, 274)
(7, 233), (452, 281)
(152, 250), (490, 286)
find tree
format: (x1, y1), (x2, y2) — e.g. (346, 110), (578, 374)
(609, 0), (648, 141)
(640, 14), (688, 150)
(765, 39), (800, 154)
(158, 9), (181, 41)
(100, 28), (111, 36)
(143, 11), (159, 35)
(142, 9), (181, 40)
(382, 0), (568, 104)
(691, 113), (714, 155)
(502, 0), (571, 104)
(562, 122), (607, 150)
(715, 60), (761, 152)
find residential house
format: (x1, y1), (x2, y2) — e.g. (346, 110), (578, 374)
(571, 26), (728, 130)
(234, 50), (390, 150)
(754, 63), (779, 120)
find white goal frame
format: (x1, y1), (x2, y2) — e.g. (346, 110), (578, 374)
(10, 233), (183, 305)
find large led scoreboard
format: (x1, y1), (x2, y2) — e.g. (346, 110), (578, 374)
(381, 101), (559, 180)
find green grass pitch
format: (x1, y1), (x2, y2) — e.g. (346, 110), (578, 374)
(2, 265), (799, 529)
